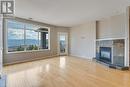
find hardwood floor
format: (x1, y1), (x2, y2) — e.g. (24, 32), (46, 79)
(3, 56), (130, 87)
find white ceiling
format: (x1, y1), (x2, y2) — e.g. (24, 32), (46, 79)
(15, 0), (130, 27)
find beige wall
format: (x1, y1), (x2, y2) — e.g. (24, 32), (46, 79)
(3, 17), (70, 65)
(70, 21), (96, 59)
(96, 14), (126, 39)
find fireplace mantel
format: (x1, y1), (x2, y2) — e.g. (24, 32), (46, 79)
(96, 37), (126, 41)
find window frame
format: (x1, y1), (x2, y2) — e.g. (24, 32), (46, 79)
(5, 19), (50, 54)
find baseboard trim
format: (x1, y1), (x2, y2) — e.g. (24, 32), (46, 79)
(69, 54), (93, 60)
(4, 55), (59, 66)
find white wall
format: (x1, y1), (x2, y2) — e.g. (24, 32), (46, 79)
(0, 15), (3, 74)
(70, 21), (96, 59)
(96, 14), (126, 39)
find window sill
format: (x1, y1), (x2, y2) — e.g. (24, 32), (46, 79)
(6, 49), (50, 54)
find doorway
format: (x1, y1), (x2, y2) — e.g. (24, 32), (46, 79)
(58, 32), (68, 56)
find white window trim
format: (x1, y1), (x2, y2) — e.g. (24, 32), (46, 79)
(5, 19), (50, 54)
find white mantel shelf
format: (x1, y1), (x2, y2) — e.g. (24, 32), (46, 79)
(96, 37), (126, 41)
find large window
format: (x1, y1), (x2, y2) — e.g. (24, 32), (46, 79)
(7, 20), (50, 53)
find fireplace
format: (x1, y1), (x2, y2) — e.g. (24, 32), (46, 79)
(99, 47), (111, 63)
(95, 39), (128, 70)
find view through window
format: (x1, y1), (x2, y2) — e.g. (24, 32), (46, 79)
(7, 20), (49, 52)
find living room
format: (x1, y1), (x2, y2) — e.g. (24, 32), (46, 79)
(0, 0), (130, 87)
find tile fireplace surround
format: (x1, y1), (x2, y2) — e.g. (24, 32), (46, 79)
(96, 39), (125, 67)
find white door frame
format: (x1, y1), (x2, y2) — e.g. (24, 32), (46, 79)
(57, 32), (68, 56)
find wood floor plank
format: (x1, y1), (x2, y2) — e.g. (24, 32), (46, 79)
(3, 56), (130, 87)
